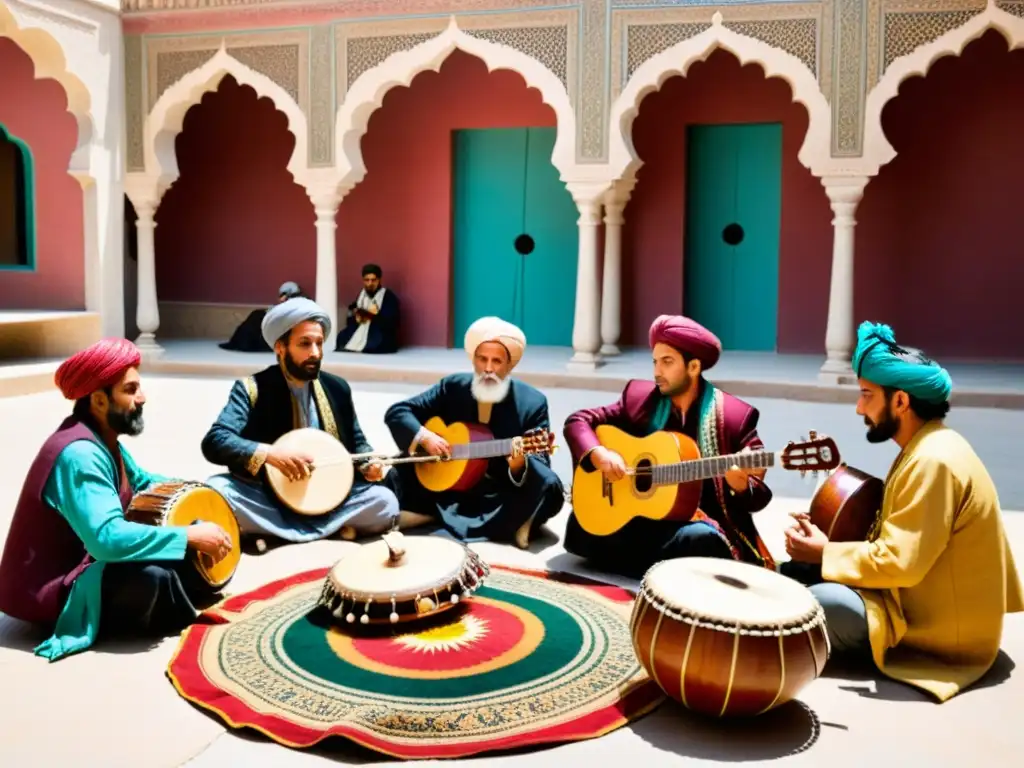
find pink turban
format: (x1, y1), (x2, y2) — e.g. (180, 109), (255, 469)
(648, 315), (722, 370)
(54, 338), (142, 400)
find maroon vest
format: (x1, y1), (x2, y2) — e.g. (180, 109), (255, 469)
(0, 417), (132, 626)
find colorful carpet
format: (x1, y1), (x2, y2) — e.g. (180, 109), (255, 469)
(167, 564), (664, 759)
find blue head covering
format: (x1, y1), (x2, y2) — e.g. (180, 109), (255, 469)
(261, 297), (331, 348)
(852, 321), (952, 404)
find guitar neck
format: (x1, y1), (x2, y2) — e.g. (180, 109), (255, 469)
(450, 438), (519, 461)
(652, 450), (776, 487)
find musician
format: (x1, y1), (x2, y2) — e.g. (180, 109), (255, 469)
(383, 317), (564, 548)
(335, 263), (400, 354)
(220, 280), (304, 352)
(0, 339), (233, 661)
(783, 321), (1023, 702)
(562, 315), (774, 577)
(202, 298), (400, 550)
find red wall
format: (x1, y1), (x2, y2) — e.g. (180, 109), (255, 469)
(156, 76), (316, 303)
(622, 49), (833, 351)
(857, 29), (1024, 361)
(0, 37), (84, 309)
(336, 50), (555, 347)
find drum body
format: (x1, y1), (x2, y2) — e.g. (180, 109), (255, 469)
(318, 534), (490, 625)
(125, 481), (241, 590)
(266, 428), (355, 516)
(631, 557), (829, 718)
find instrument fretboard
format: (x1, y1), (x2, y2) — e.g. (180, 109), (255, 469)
(451, 438), (518, 461)
(651, 450), (776, 486)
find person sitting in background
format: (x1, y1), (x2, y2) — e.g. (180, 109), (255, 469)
(220, 281), (304, 352)
(335, 263), (400, 354)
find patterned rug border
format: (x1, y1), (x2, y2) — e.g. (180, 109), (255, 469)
(167, 564), (664, 759)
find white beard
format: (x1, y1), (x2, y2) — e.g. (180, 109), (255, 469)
(471, 372), (511, 404)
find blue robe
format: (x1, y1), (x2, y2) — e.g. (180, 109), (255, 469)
(383, 373), (564, 543)
(201, 366), (399, 542)
(335, 288), (400, 354)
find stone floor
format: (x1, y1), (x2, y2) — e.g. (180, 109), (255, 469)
(0, 375), (1021, 767)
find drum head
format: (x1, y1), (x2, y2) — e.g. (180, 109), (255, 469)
(645, 557), (818, 628)
(328, 536), (467, 599)
(165, 485), (241, 589)
(268, 428), (354, 516)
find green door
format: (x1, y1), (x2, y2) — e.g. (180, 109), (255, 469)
(452, 127), (578, 347)
(684, 123), (782, 351)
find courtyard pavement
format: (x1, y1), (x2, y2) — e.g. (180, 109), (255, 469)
(0, 375), (1021, 767)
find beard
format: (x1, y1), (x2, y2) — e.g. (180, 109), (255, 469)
(284, 351), (321, 381)
(865, 406), (900, 443)
(107, 403), (144, 437)
(471, 371), (511, 404)
(656, 371), (693, 398)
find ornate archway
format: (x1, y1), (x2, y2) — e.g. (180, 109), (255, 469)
(608, 11), (832, 181)
(334, 15), (577, 191)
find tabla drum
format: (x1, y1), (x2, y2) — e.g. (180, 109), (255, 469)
(317, 531), (490, 625)
(266, 428), (355, 516)
(631, 557), (829, 718)
(125, 481), (242, 590)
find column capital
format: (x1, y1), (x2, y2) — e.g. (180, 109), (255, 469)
(124, 173), (166, 219)
(603, 177), (636, 225)
(821, 175), (869, 206)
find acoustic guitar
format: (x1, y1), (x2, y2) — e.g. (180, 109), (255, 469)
(414, 416), (556, 493)
(807, 464), (884, 542)
(571, 425), (840, 536)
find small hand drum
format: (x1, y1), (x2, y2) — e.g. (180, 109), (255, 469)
(317, 532), (490, 625)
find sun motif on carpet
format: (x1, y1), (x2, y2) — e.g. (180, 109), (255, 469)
(392, 614), (489, 653)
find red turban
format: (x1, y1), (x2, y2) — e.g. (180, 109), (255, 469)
(648, 315), (722, 370)
(54, 338), (142, 401)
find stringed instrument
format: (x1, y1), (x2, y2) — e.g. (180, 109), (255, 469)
(807, 464), (884, 542)
(571, 426), (840, 536)
(414, 416), (556, 493)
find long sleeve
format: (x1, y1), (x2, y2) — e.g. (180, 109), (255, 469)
(822, 455), (957, 590)
(385, 378), (449, 453)
(562, 391), (630, 469)
(503, 397), (554, 489)
(723, 407), (772, 514)
(42, 442), (188, 564)
(201, 380), (269, 476)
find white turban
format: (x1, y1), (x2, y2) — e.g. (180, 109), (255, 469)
(464, 316), (526, 368)
(261, 297), (331, 348)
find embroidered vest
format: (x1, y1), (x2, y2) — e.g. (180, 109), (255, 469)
(239, 367), (352, 452)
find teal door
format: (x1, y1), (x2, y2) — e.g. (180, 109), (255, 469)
(452, 127), (578, 347)
(684, 123), (782, 351)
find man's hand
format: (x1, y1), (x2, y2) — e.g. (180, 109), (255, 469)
(186, 522), (233, 563)
(361, 461), (385, 482)
(266, 447), (315, 482)
(508, 453), (526, 477)
(784, 514), (828, 563)
(419, 431), (452, 458)
(591, 446), (627, 481)
(724, 446), (755, 492)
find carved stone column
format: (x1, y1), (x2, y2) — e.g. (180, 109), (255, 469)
(124, 174), (165, 359)
(307, 180), (346, 350)
(599, 178), (636, 356)
(566, 182), (610, 370)
(819, 176), (870, 384)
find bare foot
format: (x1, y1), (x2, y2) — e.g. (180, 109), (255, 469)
(339, 526), (357, 541)
(514, 518), (532, 550)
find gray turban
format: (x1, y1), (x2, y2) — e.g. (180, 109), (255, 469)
(278, 281), (301, 298)
(261, 297), (331, 348)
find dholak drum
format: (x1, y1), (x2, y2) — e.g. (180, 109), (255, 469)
(266, 428), (355, 516)
(631, 557), (829, 718)
(125, 481), (242, 590)
(317, 531), (490, 625)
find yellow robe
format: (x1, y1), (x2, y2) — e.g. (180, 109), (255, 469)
(822, 420), (1023, 702)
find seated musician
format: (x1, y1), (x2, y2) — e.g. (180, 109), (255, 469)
(220, 280), (304, 352)
(335, 263), (400, 354)
(0, 339), (233, 661)
(202, 297), (400, 551)
(783, 321), (1023, 702)
(383, 317), (564, 549)
(562, 315), (774, 577)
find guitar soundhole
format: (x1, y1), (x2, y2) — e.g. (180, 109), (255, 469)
(634, 458), (653, 493)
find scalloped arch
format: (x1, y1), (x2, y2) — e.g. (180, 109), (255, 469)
(0, 2), (94, 173)
(334, 16), (577, 190)
(145, 45), (310, 195)
(864, 1), (1024, 172)
(608, 13), (831, 179)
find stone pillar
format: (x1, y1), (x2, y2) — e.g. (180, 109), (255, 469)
(599, 178), (636, 356)
(567, 182), (609, 370)
(308, 182), (345, 350)
(124, 175), (166, 358)
(819, 176), (870, 384)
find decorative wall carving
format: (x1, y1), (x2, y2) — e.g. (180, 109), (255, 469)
(724, 18), (819, 77)
(832, 0), (866, 156)
(879, 1), (988, 81)
(309, 26), (334, 167)
(466, 26), (569, 88)
(999, 0), (1024, 19)
(125, 34), (144, 172)
(579, 0), (608, 161)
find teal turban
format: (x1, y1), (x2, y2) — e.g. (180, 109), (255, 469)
(852, 321), (952, 404)
(261, 297), (331, 348)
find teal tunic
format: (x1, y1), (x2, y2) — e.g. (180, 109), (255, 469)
(34, 438), (187, 661)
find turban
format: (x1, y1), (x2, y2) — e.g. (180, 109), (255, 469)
(261, 297), (332, 348)
(852, 321), (952, 404)
(278, 281), (301, 298)
(54, 338), (141, 401)
(464, 316), (526, 369)
(649, 315), (722, 370)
